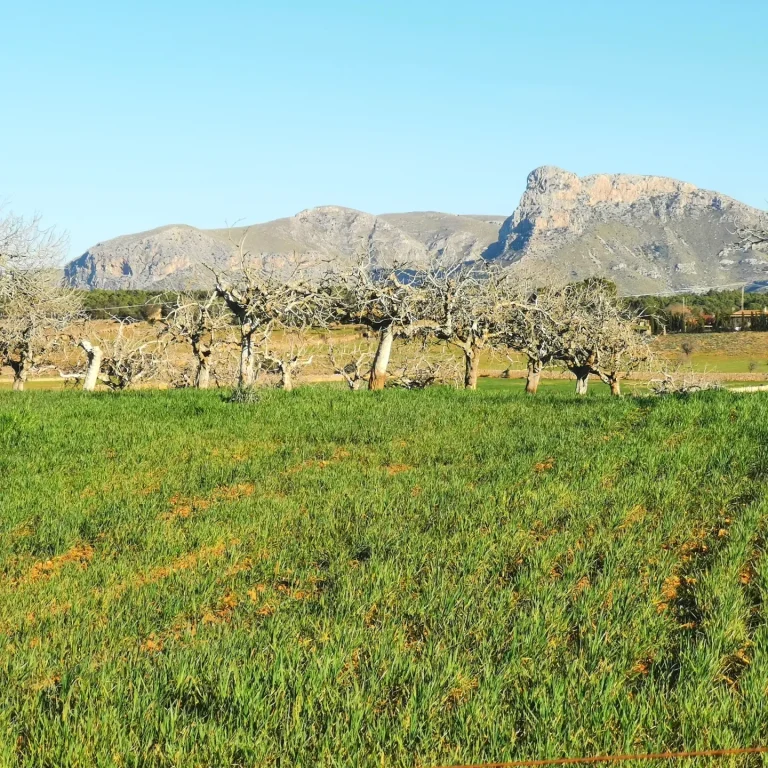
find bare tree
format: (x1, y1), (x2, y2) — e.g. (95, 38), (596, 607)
(255, 330), (314, 391)
(62, 319), (166, 391)
(0, 212), (81, 391)
(388, 344), (462, 390)
(327, 343), (372, 390)
(0, 209), (68, 268)
(588, 315), (652, 396)
(499, 287), (567, 394)
(423, 261), (518, 390)
(557, 280), (651, 396)
(329, 258), (430, 390)
(208, 231), (323, 388)
(649, 367), (721, 396)
(159, 292), (232, 388)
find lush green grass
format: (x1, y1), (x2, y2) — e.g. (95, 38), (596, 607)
(1, 387), (768, 767)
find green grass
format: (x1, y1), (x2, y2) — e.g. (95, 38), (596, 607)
(0, 380), (67, 391)
(1, 387), (768, 767)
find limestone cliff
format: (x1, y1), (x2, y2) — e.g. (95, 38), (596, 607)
(494, 166), (768, 293)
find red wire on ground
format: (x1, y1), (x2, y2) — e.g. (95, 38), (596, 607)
(435, 746), (768, 768)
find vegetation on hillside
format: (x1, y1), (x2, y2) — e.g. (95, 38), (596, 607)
(1, 387), (767, 766)
(630, 289), (768, 333)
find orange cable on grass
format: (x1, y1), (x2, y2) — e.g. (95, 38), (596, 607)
(434, 746), (768, 768)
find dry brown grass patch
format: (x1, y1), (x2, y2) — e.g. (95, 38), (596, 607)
(26, 543), (94, 583)
(285, 447), (351, 474)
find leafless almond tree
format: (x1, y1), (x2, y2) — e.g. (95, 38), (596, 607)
(256, 330), (314, 391)
(159, 292), (232, 388)
(498, 287), (568, 394)
(423, 261), (520, 390)
(328, 257), (431, 390)
(388, 345), (462, 390)
(556, 280), (651, 396)
(207, 231), (324, 388)
(62, 319), (166, 391)
(327, 343), (372, 390)
(0, 211), (81, 390)
(0, 209), (68, 268)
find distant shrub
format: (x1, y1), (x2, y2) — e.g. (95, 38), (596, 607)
(649, 371), (721, 396)
(681, 340), (696, 357)
(228, 385), (261, 404)
(748, 360), (758, 372)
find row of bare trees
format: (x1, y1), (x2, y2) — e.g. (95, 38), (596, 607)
(1, 213), (654, 395)
(201, 247), (652, 396)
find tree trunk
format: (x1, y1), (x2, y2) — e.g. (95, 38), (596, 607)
(369, 325), (394, 391)
(80, 340), (103, 392)
(464, 348), (480, 390)
(195, 358), (211, 389)
(525, 360), (542, 394)
(573, 368), (590, 395)
(239, 328), (256, 387)
(281, 365), (293, 392)
(11, 360), (28, 392)
(609, 378), (621, 397)
(192, 340), (212, 389)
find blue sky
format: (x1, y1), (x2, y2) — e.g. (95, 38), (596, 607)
(3, 0), (767, 261)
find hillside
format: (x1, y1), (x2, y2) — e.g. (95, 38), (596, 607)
(64, 167), (768, 293)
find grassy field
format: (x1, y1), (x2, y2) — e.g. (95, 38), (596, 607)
(2, 387), (768, 767)
(653, 332), (768, 374)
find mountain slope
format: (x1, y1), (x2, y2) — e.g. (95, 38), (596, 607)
(494, 166), (768, 293)
(64, 167), (768, 293)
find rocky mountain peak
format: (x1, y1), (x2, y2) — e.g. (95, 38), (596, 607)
(497, 167), (767, 293)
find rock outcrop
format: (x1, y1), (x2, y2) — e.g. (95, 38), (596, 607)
(64, 167), (768, 294)
(64, 225), (234, 290)
(493, 166), (768, 293)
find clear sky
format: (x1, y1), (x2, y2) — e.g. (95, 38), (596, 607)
(3, 0), (767, 261)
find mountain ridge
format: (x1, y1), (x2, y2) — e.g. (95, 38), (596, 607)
(64, 167), (768, 294)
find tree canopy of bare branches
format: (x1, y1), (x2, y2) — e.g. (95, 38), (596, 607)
(62, 319), (166, 391)
(554, 280), (651, 396)
(328, 258), (431, 390)
(327, 343), (372, 391)
(207, 230), (326, 388)
(423, 261), (520, 389)
(159, 292), (232, 388)
(0, 211), (81, 390)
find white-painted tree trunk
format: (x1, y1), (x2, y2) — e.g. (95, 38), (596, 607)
(575, 370), (590, 395)
(79, 340), (103, 392)
(369, 326), (394, 391)
(281, 366), (293, 392)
